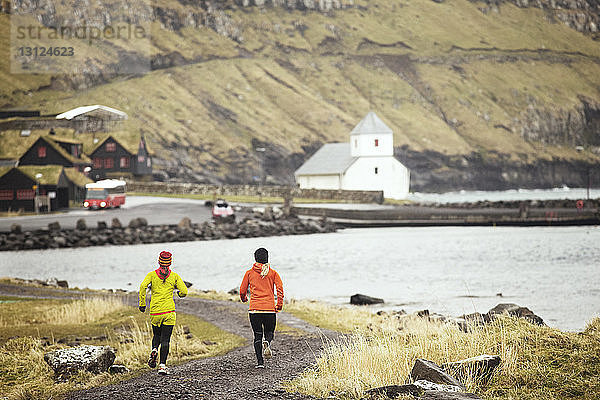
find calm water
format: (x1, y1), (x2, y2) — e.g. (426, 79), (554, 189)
(1, 226), (599, 331)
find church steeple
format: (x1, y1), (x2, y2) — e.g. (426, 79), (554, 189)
(350, 112), (394, 157)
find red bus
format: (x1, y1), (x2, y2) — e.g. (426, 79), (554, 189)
(83, 179), (126, 209)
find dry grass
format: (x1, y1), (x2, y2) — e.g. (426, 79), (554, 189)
(43, 297), (128, 325)
(285, 301), (600, 400)
(0, 296), (244, 400)
(284, 299), (382, 334)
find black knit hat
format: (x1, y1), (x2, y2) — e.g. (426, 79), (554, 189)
(254, 247), (268, 264)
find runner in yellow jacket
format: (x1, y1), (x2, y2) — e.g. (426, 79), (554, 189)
(139, 251), (188, 375)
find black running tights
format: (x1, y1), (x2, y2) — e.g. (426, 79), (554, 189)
(249, 313), (276, 364)
(152, 324), (174, 364)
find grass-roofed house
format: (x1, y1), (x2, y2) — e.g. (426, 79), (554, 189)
(0, 165), (92, 211)
(18, 134), (92, 172)
(84, 132), (153, 180)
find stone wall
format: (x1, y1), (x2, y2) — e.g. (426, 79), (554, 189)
(0, 212), (337, 251)
(126, 181), (384, 204)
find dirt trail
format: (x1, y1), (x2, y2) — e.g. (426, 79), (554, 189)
(0, 283), (337, 400)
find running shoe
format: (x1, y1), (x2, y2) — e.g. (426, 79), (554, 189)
(147, 348), (158, 369)
(263, 340), (273, 359)
(158, 364), (168, 375)
(255, 363), (265, 369)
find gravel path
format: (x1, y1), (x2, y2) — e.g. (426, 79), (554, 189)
(0, 283), (337, 400)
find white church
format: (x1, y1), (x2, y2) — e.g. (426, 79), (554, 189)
(294, 112), (411, 199)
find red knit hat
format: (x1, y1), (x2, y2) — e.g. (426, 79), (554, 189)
(158, 251), (172, 268)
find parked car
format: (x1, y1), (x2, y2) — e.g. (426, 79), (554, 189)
(212, 199), (235, 223)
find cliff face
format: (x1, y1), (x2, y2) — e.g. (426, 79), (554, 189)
(2, 0), (600, 192)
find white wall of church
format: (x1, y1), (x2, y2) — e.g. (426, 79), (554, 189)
(350, 133), (393, 157)
(342, 157), (410, 199)
(296, 174), (341, 190)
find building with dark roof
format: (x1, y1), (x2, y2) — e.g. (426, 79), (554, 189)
(87, 134), (152, 180)
(18, 136), (91, 171)
(0, 165), (91, 211)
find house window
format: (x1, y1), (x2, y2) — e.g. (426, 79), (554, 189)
(16, 189), (35, 200)
(374, 139), (379, 147)
(104, 158), (114, 168)
(120, 156), (130, 168)
(138, 155), (145, 163)
(375, 167), (378, 174)
(38, 146), (47, 158)
(72, 145), (79, 157)
(93, 158), (102, 169)
(106, 142), (116, 152)
(0, 190), (13, 200)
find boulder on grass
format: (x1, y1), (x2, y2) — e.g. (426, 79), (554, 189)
(414, 380), (463, 392)
(44, 345), (116, 380)
(410, 359), (466, 391)
(442, 355), (501, 384)
(350, 293), (384, 305)
(486, 303), (545, 326)
(363, 384), (421, 399)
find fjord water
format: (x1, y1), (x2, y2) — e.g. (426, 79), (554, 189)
(2, 226), (599, 331)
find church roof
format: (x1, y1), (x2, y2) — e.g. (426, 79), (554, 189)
(350, 111), (393, 136)
(295, 143), (357, 176)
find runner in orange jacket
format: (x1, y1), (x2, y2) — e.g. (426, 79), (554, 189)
(239, 247), (284, 368)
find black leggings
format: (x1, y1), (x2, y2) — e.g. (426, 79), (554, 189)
(249, 313), (276, 364)
(152, 324), (174, 364)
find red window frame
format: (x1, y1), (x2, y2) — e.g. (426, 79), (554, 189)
(104, 158), (114, 169)
(93, 158), (102, 169)
(38, 146), (47, 158)
(106, 142), (116, 152)
(120, 156), (130, 168)
(16, 189), (35, 200)
(0, 190), (13, 200)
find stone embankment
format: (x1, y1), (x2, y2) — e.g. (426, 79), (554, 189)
(295, 198), (600, 227)
(127, 181), (384, 204)
(0, 212), (336, 252)
(423, 198), (600, 209)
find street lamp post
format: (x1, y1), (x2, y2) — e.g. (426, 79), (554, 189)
(255, 147), (266, 201)
(34, 173), (42, 214)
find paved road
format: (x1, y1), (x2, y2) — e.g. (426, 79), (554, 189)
(0, 196), (213, 232)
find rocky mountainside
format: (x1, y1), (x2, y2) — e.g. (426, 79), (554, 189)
(1, 0), (599, 191)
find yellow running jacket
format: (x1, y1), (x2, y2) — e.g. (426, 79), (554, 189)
(139, 269), (188, 314)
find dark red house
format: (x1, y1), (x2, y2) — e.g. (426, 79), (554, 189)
(88, 134), (152, 180)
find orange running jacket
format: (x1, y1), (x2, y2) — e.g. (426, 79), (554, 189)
(239, 263), (284, 312)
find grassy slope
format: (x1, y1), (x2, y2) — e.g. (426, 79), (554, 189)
(1, 0), (599, 175)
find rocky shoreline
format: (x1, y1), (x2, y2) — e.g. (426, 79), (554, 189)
(0, 211), (337, 252)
